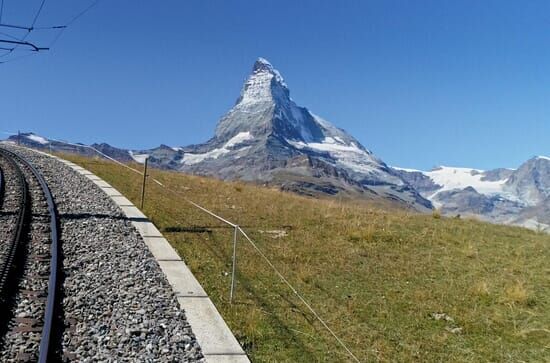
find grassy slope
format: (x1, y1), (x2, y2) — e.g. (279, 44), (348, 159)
(65, 155), (550, 362)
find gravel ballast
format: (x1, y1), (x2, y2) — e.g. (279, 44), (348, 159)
(0, 155), (23, 276)
(2, 145), (204, 362)
(0, 150), (52, 361)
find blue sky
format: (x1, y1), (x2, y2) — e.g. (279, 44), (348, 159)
(1, 0), (549, 170)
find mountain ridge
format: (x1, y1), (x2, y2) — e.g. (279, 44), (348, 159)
(4, 58), (549, 229)
(393, 158), (550, 230)
(6, 131), (550, 230)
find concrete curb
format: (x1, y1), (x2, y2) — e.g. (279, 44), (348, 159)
(39, 152), (250, 363)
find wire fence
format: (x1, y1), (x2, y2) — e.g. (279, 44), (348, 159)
(0, 131), (362, 362)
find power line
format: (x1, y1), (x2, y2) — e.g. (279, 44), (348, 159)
(66, 0), (99, 27)
(30, 0), (47, 28)
(12, 0), (48, 50)
(0, 22), (64, 31)
(0, 0), (49, 59)
(0, 0), (99, 64)
(0, 23), (33, 31)
(0, 30), (24, 41)
(49, 0), (99, 48)
(0, 38), (48, 51)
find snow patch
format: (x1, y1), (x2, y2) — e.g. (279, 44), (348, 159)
(128, 151), (149, 164)
(517, 218), (550, 232)
(225, 132), (252, 147)
(392, 166), (422, 173)
(289, 139), (365, 155)
(322, 137), (346, 145)
(535, 155), (550, 161)
(26, 134), (49, 145)
(182, 132), (253, 165)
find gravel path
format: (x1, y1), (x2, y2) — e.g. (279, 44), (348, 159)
(2, 145), (204, 362)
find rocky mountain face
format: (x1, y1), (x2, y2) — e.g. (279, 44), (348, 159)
(394, 157), (550, 230)
(174, 58), (431, 210)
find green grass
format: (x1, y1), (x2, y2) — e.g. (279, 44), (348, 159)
(64, 155), (550, 362)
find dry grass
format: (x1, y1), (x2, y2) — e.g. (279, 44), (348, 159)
(505, 281), (531, 305)
(63, 154), (550, 362)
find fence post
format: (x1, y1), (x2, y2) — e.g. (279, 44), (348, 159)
(230, 225), (238, 304)
(140, 157), (149, 210)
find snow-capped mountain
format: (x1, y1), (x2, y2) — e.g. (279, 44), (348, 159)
(4, 59), (431, 211)
(6, 59), (550, 230)
(173, 58), (431, 210)
(394, 157), (550, 230)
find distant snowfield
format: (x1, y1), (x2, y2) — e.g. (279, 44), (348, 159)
(26, 134), (49, 145)
(128, 151), (149, 164)
(426, 166), (507, 195)
(181, 132), (253, 165)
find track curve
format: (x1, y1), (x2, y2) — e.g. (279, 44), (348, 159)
(0, 147), (60, 362)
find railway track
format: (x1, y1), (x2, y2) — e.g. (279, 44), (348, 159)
(0, 147), (60, 362)
(0, 163), (5, 208)
(0, 145), (205, 361)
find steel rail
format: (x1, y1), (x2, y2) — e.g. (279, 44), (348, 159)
(0, 148), (59, 362)
(0, 150), (28, 299)
(0, 165), (4, 208)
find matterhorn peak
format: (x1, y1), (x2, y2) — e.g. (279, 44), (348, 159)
(180, 57), (431, 210)
(229, 57), (290, 113)
(253, 57), (275, 72)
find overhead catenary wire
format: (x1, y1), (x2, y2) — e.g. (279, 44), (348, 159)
(0, 38), (48, 51)
(0, 130), (362, 362)
(48, 0), (99, 48)
(0, 0), (49, 58)
(0, 0), (99, 63)
(0, 30), (26, 41)
(9, 0), (47, 50)
(0, 30), (38, 60)
(0, 23), (34, 30)
(30, 0), (47, 28)
(0, 23), (65, 31)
